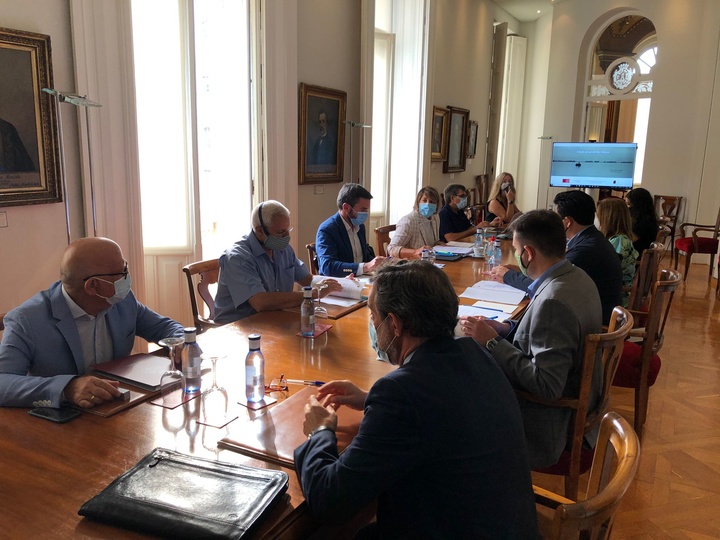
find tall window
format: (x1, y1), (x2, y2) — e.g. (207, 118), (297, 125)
(131, 0), (255, 256)
(372, 0), (429, 224)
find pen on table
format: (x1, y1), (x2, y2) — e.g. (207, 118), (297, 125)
(285, 379), (326, 387)
(469, 305), (504, 313)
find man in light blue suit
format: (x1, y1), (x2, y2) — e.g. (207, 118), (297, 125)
(315, 183), (386, 277)
(0, 237), (183, 409)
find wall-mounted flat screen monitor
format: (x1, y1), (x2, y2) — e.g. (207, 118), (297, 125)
(549, 142), (638, 190)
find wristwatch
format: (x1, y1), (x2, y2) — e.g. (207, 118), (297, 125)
(308, 425), (335, 439)
(485, 337), (500, 351)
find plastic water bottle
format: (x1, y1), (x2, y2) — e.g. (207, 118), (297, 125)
(493, 238), (502, 267)
(474, 228), (484, 258)
(181, 327), (202, 393)
(245, 334), (265, 403)
(421, 249), (430, 262)
(301, 286), (315, 337)
(487, 236), (497, 270)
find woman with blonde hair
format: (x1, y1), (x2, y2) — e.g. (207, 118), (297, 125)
(596, 197), (639, 307)
(388, 186), (444, 259)
(486, 172), (521, 225)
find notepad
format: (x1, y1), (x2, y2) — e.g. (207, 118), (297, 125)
(459, 285), (526, 305)
(92, 354), (170, 391)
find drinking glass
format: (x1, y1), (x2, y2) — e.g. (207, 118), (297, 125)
(201, 354), (229, 424)
(158, 336), (186, 403)
(313, 279), (329, 319)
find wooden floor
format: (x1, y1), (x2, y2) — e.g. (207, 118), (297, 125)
(533, 258), (720, 539)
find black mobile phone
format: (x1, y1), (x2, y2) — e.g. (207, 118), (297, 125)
(28, 406), (82, 424)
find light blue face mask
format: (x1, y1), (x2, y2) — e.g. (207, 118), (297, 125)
(418, 203), (437, 218)
(351, 211), (369, 227)
(97, 273), (132, 305)
(368, 316), (396, 364)
(457, 196), (468, 210)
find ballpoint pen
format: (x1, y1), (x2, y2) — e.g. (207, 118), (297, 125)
(285, 379), (326, 387)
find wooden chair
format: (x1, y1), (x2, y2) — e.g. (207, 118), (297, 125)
(613, 269), (682, 438)
(627, 242), (663, 314)
(374, 224), (396, 257)
(468, 203), (487, 226)
(468, 187), (480, 207)
(305, 243), (319, 274)
(654, 194), (683, 255)
(534, 412), (640, 540)
(439, 192), (446, 208)
(475, 173), (490, 204)
(182, 259), (222, 333)
(655, 224), (672, 262)
(673, 206), (720, 281)
(520, 306), (634, 500)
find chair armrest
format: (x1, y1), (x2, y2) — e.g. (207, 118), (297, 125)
(533, 485), (574, 509)
(692, 227), (718, 242)
(678, 222), (714, 237)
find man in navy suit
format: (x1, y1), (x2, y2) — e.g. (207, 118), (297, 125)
(315, 183), (386, 277)
(493, 190), (622, 324)
(294, 261), (540, 538)
(0, 237), (183, 409)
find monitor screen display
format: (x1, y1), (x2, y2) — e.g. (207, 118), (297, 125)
(549, 142), (638, 189)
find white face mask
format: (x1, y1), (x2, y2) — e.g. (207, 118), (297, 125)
(97, 273), (132, 305)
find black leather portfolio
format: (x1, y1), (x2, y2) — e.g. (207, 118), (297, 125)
(78, 447), (289, 539)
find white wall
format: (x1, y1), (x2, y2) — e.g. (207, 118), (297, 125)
(295, 0), (361, 254)
(541, 0), (720, 229)
(0, 1), (81, 314)
(425, 0), (507, 198)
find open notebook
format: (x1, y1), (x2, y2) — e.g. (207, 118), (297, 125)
(218, 386), (364, 469)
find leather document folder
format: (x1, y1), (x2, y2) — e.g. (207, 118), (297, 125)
(219, 386), (364, 469)
(92, 353), (169, 391)
(78, 447), (289, 539)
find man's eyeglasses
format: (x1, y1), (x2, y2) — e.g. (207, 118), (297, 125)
(264, 375), (288, 393)
(83, 262), (129, 282)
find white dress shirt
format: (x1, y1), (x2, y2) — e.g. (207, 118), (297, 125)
(61, 285), (113, 371)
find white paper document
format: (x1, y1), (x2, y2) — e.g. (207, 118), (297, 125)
(459, 286), (526, 305)
(457, 305), (503, 320)
(311, 275), (364, 300)
(446, 241), (474, 248)
(318, 296), (361, 307)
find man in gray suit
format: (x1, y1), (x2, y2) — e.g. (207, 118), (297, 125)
(461, 210), (602, 468)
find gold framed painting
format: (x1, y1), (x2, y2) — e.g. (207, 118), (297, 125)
(0, 27), (61, 206)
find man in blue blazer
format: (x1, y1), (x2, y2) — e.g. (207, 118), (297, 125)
(315, 183), (386, 277)
(494, 190), (622, 324)
(294, 261), (540, 538)
(0, 237), (183, 409)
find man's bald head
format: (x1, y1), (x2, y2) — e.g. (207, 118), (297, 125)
(60, 237), (125, 289)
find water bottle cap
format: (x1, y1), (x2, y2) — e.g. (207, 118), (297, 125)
(183, 327), (197, 341)
(248, 333), (261, 349)
(303, 286), (313, 297)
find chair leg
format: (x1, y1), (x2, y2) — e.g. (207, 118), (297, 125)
(634, 383), (648, 442)
(674, 249), (679, 270)
(710, 254), (716, 282)
(683, 252), (692, 280)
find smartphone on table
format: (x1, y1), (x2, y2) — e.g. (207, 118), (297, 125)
(28, 406), (81, 423)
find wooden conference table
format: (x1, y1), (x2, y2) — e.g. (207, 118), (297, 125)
(0, 242), (522, 539)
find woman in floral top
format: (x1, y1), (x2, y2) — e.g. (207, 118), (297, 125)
(597, 197), (639, 307)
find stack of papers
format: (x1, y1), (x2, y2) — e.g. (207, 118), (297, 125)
(433, 245), (473, 256)
(459, 280), (526, 306)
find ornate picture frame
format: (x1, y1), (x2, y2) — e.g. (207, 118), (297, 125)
(467, 120), (479, 159)
(299, 83), (346, 184)
(0, 27), (61, 206)
(430, 106), (449, 162)
(443, 106), (469, 173)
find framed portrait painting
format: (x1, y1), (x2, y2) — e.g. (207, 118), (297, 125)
(443, 106), (469, 173)
(0, 27), (61, 206)
(431, 106), (449, 162)
(299, 83), (346, 184)
(467, 120), (479, 159)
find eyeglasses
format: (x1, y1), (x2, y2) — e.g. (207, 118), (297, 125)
(264, 375), (288, 393)
(83, 262), (129, 282)
(269, 226), (294, 238)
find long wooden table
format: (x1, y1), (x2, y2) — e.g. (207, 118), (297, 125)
(0, 247), (523, 538)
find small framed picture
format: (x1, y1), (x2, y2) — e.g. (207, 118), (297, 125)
(430, 106), (449, 162)
(443, 106), (469, 173)
(467, 120), (479, 159)
(299, 83), (347, 184)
